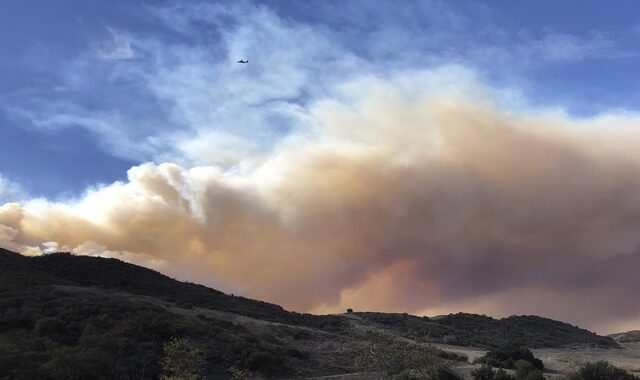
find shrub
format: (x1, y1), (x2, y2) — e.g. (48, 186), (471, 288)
(495, 369), (516, 380)
(243, 350), (283, 372)
(228, 366), (249, 380)
(471, 365), (521, 380)
(160, 337), (206, 380)
(355, 331), (460, 380)
(563, 361), (637, 380)
(33, 317), (67, 343)
(514, 360), (535, 379)
(430, 366), (465, 380)
(475, 346), (543, 370)
(524, 370), (545, 380)
(472, 365), (498, 380)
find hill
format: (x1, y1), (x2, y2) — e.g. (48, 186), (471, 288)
(609, 330), (640, 343)
(0, 248), (619, 379)
(354, 312), (616, 349)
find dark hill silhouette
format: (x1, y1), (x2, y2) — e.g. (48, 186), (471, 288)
(0, 249), (617, 348)
(354, 312), (616, 349)
(0, 248), (345, 331)
(0, 249), (619, 379)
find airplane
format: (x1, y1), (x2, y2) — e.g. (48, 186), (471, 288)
(237, 59), (248, 63)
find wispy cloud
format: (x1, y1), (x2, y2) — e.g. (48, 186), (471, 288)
(5, 1), (633, 169)
(95, 27), (136, 60)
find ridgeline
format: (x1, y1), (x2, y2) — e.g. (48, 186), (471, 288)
(0, 248), (618, 379)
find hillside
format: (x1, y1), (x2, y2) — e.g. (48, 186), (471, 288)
(610, 331), (640, 343)
(354, 312), (616, 349)
(0, 249), (619, 379)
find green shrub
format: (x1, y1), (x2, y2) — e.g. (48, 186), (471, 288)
(563, 361), (637, 380)
(475, 346), (543, 370)
(524, 370), (544, 380)
(160, 337), (206, 380)
(33, 317), (67, 343)
(430, 366), (464, 380)
(243, 350), (283, 372)
(514, 360), (535, 379)
(471, 365), (522, 380)
(472, 365), (498, 380)
(495, 368), (516, 380)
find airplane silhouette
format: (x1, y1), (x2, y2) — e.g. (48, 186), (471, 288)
(237, 60), (248, 63)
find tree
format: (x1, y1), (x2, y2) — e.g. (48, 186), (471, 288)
(160, 337), (206, 380)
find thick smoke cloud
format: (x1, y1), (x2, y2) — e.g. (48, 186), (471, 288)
(2, 72), (640, 333)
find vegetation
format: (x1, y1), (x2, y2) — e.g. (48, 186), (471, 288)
(474, 345), (543, 370)
(609, 330), (640, 343)
(562, 361), (638, 380)
(355, 312), (617, 349)
(0, 284), (305, 378)
(161, 337), (206, 379)
(0, 248), (624, 379)
(471, 363), (544, 380)
(471, 365), (504, 380)
(354, 330), (464, 380)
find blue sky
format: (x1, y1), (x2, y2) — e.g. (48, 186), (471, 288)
(2, 0), (640, 200)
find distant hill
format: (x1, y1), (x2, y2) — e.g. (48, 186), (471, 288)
(0, 248), (619, 379)
(609, 330), (640, 343)
(352, 312), (617, 349)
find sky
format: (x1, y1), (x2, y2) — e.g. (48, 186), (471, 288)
(2, 0), (640, 334)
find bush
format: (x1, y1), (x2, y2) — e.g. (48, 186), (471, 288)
(33, 317), (67, 343)
(160, 337), (206, 380)
(524, 370), (544, 380)
(495, 369), (516, 380)
(472, 365), (498, 380)
(475, 346), (543, 370)
(430, 366), (465, 380)
(243, 350), (283, 373)
(563, 361), (637, 380)
(471, 365), (522, 380)
(514, 360), (535, 379)
(355, 331), (461, 380)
